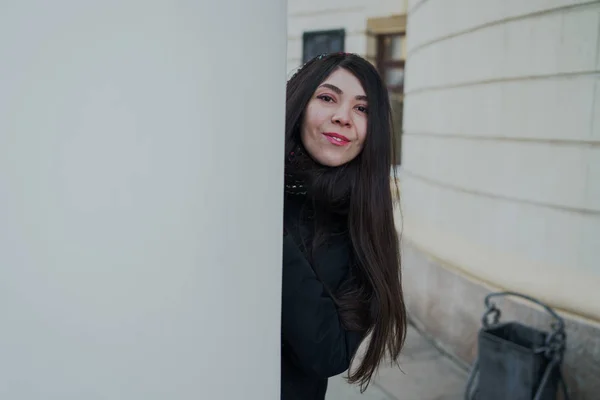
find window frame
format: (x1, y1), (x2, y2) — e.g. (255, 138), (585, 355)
(376, 33), (406, 94)
(302, 29), (345, 63)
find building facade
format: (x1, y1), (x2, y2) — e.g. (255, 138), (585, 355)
(402, 0), (600, 398)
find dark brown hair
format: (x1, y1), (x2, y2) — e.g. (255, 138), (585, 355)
(285, 53), (406, 391)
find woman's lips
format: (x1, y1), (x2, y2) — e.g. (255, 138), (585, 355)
(322, 132), (350, 146)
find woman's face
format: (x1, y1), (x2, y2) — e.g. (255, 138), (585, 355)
(300, 68), (368, 167)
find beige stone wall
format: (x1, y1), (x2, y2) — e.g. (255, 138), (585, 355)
(401, 0), (600, 397)
(402, 0), (600, 320)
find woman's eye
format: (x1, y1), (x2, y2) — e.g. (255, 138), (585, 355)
(356, 105), (368, 114)
(317, 95), (334, 102)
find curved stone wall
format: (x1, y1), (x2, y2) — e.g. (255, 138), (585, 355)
(402, 0), (600, 397)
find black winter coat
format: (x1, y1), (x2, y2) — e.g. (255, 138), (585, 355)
(281, 194), (364, 400)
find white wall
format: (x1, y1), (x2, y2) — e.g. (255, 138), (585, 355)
(403, 0), (600, 319)
(0, 1), (286, 398)
(287, 0), (408, 72)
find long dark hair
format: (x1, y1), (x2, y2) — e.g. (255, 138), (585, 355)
(284, 53), (406, 391)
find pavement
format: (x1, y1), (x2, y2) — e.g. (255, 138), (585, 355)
(326, 324), (469, 400)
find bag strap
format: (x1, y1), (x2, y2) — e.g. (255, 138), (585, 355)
(482, 291), (567, 353)
(482, 291), (565, 331)
(532, 357), (571, 400)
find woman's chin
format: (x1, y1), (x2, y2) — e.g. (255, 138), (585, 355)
(302, 140), (358, 168)
(313, 152), (353, 168)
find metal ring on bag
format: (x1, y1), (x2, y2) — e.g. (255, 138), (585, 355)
(482, 306), (501, 328)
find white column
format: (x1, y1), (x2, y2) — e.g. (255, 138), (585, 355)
(0, 1), (286, 398)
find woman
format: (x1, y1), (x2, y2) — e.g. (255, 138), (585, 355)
(281, 52), (407, 400)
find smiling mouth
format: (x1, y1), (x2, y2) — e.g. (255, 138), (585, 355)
(322, 132), (351, 146)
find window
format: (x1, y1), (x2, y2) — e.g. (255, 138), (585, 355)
(302, 29), (345, 63)
(377, 34), (406, 93)
(377, 33), (406, 164)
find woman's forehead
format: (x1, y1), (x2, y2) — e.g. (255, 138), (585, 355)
(320, 69), (366, 98)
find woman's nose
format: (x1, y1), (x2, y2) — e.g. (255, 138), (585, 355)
(332, 107), (351, 127)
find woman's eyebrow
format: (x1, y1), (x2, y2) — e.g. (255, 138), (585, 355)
(318, 83), (368, 101)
